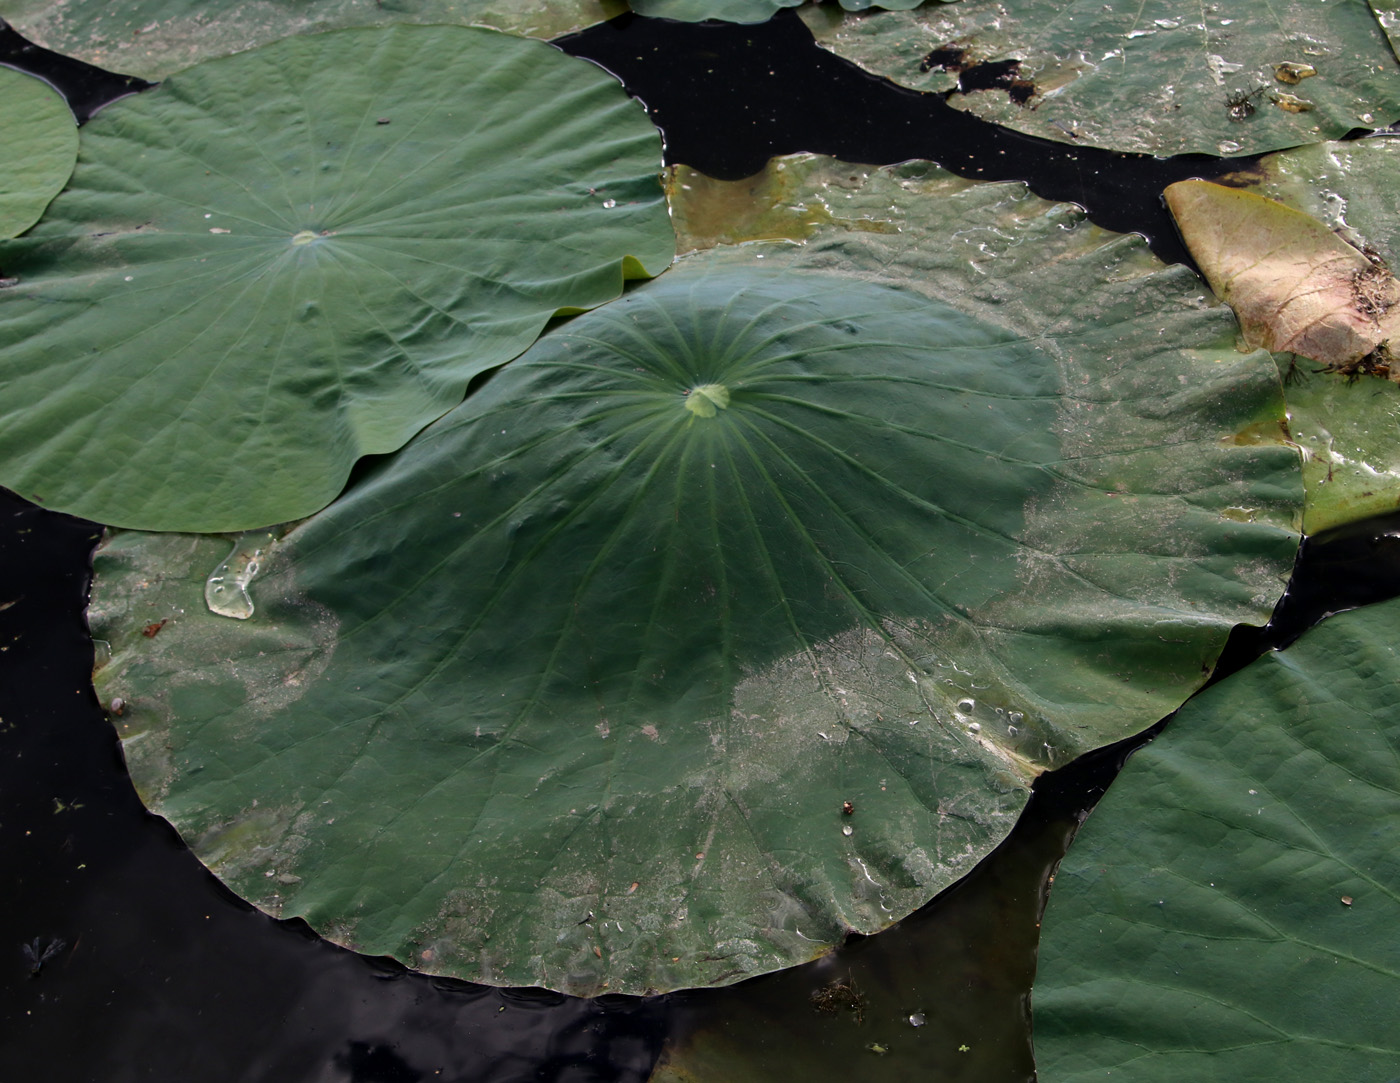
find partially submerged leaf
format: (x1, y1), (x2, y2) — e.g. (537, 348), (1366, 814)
(91, 159), (1301, 995)
(2, 0), (624, 78)
(813, 0), (1400, 156)
(1034, 597), (1400, 1080)
(0, 66), (77, 239)
(1165, 179), (1400, 368)
(0, 25), (673, 532)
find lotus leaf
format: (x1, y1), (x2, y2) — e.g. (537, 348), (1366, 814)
(0, 66), (77, 239)
(90, 156), (1301, 996)
(2, 0), (623, 78)
(0, 24), (673, 532)
(812, 0), (1400, 156)
(627, 0), (924, 24)
(1034, 597), (1400, 1080)
(1196, 140), (1400, 532)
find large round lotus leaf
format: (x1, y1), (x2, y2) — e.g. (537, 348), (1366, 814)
(1034, 598), (1400, 1080)
(1212, 137), (1400, 532)
(2, 0), (623, 78)
(0, 67), (77, 239)
(627, 0), (923, 24)
(0, 25), (673, 533)
(89, 211), (1300, 995)
(812, 0), (1400, 156)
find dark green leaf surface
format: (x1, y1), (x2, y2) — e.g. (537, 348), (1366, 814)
(815, 0), (1400, 156)
(90, 227), (1300, 993)
(3, 0), (621, 77)
(0, 25), (673, 531)
(1035, 598), (1400, 1080)
(0, 66), (77, 239)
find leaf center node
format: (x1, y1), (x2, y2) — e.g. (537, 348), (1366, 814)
(683, 383), (730, 418)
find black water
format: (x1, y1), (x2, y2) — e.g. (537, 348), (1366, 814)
(5, 10), (1400, 1082)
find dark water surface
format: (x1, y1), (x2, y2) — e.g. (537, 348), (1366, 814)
(4, 11), (1400, 1083)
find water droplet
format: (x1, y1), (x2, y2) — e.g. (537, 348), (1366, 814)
(1009, 711), (1024, 724)
(956, 698), (975, 714)
(1217, 139), (1243, 154)
(967, 722), (981, 733)
(205, 530), (280, 619)
(291, 230), (317, 245)
(841, 825), (853, 836)
(908, 1012), (926, 1027)
(602, 198), (617, 209)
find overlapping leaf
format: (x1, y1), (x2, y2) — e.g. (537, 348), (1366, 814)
(1196, 138), (1400, 532)
(0, 66), (77, 239)
(90, 156), (1301, 995)
(2, 0), (621, 78)
(0, 25), (673, 532)
(1034, 597), (1400, 1080)
(813, 0), (1400, 156)
(1164, 179), (1400, 366)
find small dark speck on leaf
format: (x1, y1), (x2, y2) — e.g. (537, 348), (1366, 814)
(376, 117), (391, 124)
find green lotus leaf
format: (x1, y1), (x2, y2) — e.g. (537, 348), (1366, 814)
(627, 0), (924, 25)
(1208, 138), (1400, 533)
(812, 0), (1400, 155)
(0, 24), (673, 532)
(0, 66), (77, 239)
(1034, 597), (1400, 1080)
(2, 0), (623, 78)
(89, 156), (1301, 993)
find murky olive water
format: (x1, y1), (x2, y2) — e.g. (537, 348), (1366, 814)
(4, 11), (1400, 1082)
